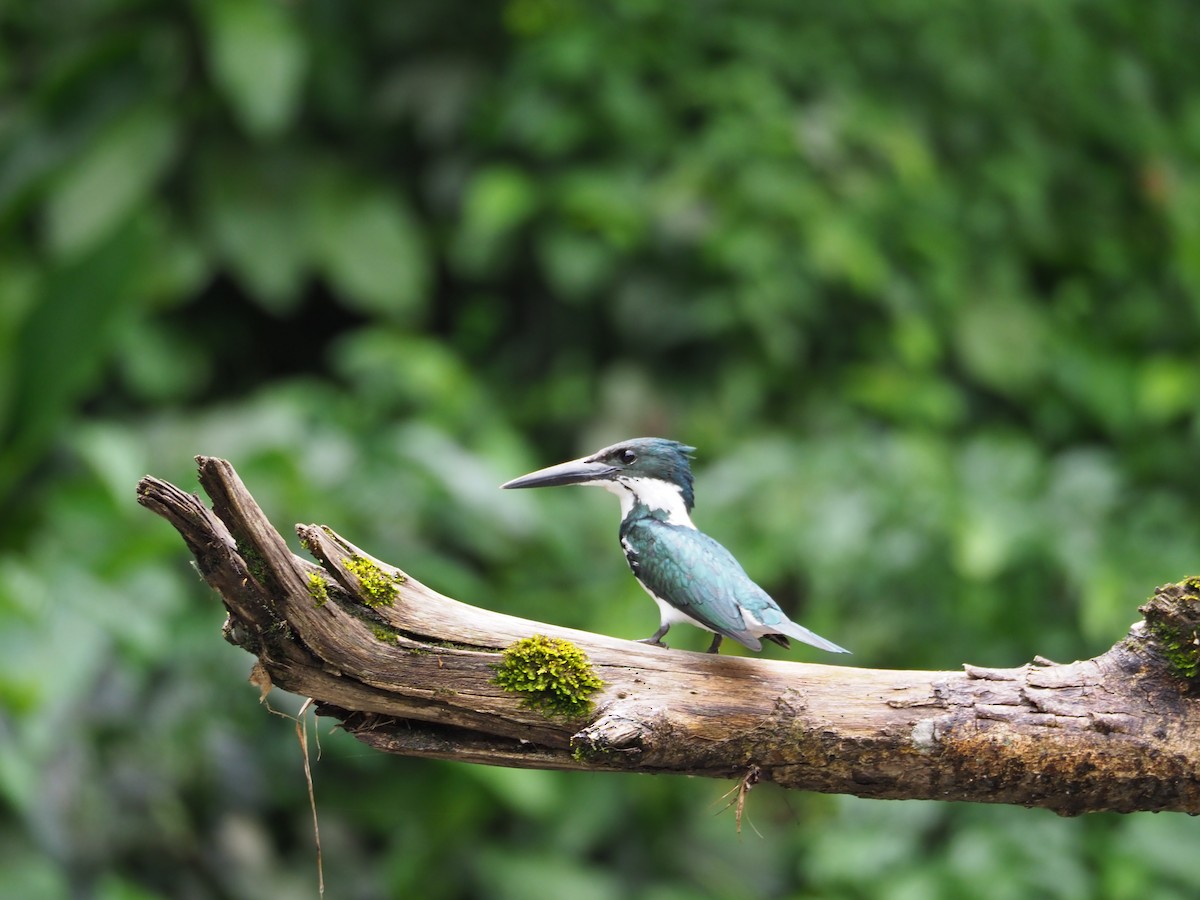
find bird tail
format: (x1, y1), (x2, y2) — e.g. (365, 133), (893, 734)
(770, 619), (850, 654)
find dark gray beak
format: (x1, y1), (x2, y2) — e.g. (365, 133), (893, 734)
(500, 456), (617, 490)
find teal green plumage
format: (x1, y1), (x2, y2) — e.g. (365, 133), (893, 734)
(621, 511), (765, 649)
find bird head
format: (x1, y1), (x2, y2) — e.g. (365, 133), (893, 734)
(501, 437), (697, 512)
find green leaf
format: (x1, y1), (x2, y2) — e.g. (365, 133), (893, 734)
(463, 166), (538, 239)
(0, 260), (38, 437)
(954, 299), (1047, 395)
(555, 169), (647, 248)
(536, 229), (615, 301)
(43, 107), (178, 260)
(308, 177), (428, 317)
(0, 220), (155, 503)
(200, 0), (308, 138)
(1136, 355), (1200, 423)
(197, 151), (308, 311)
(450, 166), (540, 276)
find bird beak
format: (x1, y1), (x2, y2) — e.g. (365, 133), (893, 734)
(500, 456), (617, 490)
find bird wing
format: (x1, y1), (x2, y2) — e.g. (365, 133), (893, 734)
(624, 518), (851, 654)
(622, 518), (764, 650)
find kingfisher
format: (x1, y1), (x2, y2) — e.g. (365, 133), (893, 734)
(501, 438), (850, 656)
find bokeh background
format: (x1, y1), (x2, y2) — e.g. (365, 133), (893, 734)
(4, 1), (1200, 897)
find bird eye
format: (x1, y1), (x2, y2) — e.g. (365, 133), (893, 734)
(618, 449), (637, 464)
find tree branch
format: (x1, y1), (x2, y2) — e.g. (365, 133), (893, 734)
(136, 457), (1200, 816)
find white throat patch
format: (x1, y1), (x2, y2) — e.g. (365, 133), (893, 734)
(599, 476), (695, 528)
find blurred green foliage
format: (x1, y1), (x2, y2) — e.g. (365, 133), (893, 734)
(3, 0), (1200, 897)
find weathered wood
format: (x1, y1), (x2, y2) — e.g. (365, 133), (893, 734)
(136, 457), (1200, 816)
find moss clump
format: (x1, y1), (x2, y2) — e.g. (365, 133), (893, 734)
(307, 572), (329, 607)
(493, 634), (603, 719)
(370, 623), (400, 645)
(342, 555), (403, 608)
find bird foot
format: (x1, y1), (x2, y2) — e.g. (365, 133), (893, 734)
(637, 637), (670, 649)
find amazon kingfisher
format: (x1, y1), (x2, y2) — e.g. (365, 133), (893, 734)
(501, 438), (850, 656)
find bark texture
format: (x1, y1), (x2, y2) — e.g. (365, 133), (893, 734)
(136, 457), (1200, 816)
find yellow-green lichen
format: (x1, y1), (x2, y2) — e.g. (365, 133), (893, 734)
(493, 634), (603, 719)
(342, 555), (403, 608)
(307, 572), (330, 607)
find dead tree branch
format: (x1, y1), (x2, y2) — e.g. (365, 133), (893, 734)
(136, 457), (1200, 816)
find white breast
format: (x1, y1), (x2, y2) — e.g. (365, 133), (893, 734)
(601, 477), (696, 528)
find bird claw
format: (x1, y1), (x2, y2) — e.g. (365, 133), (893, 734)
(637, 637), (670, 649)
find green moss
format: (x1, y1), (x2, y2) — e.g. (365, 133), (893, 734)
(237, 540), (268, 584)
(1143, 578), (1200, 684)
(370, 622), (400, 645)
(493, 634), (603, 719)
(307, 571), (330, 607)
(342, 555), (404, 608)
(569, 735), (621, 763)
(1148, 619), (1200, 681)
